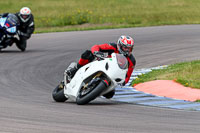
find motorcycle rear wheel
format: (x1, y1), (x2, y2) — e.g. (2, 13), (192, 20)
(76, 80), (107, 105)
(52, 83), (68, 102)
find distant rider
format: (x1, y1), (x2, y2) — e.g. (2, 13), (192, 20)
(0, 7), (34, 51)
(67, 35), (136, 98)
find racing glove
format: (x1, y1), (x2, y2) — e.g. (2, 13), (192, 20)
(93, 51), (105, 58)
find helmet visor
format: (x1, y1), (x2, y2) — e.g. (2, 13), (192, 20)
(20, 14), (29, 20)
(121, 46), (133, 55)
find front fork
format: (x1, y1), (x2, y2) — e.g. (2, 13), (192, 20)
(64, 70), (68, 88)
(81, 72), (103, 90)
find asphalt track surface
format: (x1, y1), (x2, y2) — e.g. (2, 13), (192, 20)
(0, 25), (200, 133)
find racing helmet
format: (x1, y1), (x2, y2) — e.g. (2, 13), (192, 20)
(19, 7), (31, 22)
(117, 35), (134, 56)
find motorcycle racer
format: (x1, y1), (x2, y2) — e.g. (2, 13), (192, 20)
(0, 7), (34, 51)
(67, 35), (136, 89)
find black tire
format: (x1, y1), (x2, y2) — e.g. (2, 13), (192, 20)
(52, 84), (67, 102)
(76, 81), (107, 105)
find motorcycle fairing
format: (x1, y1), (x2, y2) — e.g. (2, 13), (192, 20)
(6, 27), (16, 33)
(0, 18), (6, 27)
(0, 15), (18, 34)
(64, 53), (128, 99)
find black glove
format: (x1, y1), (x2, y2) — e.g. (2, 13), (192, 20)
(93, 51), (104, 58)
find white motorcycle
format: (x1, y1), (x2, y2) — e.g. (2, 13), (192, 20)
(52, 53), (128, 105)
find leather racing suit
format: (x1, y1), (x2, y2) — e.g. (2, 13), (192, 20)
(78, 43), (136, 84)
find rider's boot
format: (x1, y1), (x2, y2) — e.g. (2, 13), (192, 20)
(66, 63), (82, 79)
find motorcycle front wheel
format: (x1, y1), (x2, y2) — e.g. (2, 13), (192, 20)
(52, 82), (68, 102)
(76, 80), (107, 105)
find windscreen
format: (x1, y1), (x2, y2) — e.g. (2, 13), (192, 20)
(7, 14), (19, 26)
(116, 54), (128, 69)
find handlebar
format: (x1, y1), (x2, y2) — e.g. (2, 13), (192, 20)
(93, 51), (108, 60)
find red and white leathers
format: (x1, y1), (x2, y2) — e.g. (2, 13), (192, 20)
(78, 43), (136, 84)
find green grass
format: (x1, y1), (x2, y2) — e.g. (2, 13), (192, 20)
(1, 0), (200, 33)
(132, 60), (200, 89)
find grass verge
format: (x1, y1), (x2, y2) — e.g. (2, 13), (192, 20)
(132, 60), (200, 102)
(1, 0), (200, 33)
(132, 60), (200, 89)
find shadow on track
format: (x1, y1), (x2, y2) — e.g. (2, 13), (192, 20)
(51, 99), (123, 106)
(0, 49), (47, 54)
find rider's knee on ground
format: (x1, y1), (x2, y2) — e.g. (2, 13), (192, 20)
(16, 39), (27, 51)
